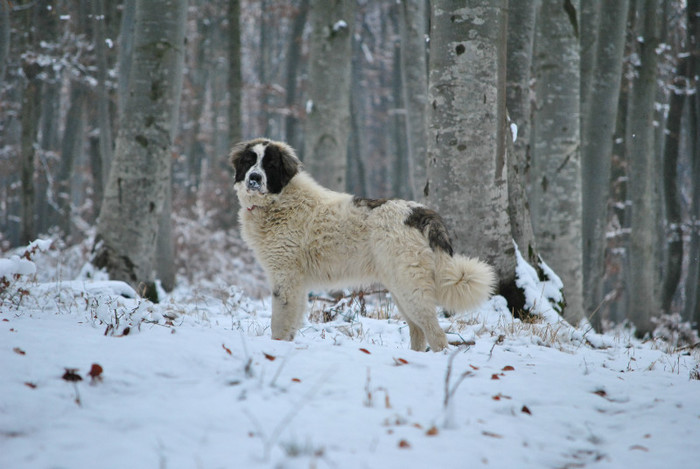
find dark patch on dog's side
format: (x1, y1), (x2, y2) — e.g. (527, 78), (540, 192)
(404, 207), (454, 256)
(262, 143), (300, 194)
(352, 197), (389, 210)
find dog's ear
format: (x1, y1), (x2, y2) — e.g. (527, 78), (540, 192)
(264, 142), (301, 193)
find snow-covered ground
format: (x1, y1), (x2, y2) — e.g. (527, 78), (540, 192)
(1, 239), (699, 469)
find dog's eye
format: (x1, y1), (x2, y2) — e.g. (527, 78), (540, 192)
(240, 151), (256, 166)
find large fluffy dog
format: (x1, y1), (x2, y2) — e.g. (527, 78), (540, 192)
(230, 138), (496, 351)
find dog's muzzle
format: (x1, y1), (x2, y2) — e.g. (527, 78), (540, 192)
(247, 172), (263, 191)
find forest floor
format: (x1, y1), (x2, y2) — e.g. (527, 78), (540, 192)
(1, 235), (699, 469)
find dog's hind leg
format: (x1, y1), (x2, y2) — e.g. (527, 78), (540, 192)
(270, 283), (306, 341)
(393, 296), (427, 351)
(392, 291), (447, 352)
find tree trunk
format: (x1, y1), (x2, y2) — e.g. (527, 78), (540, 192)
(92, 0), (114, 191)
(684, 0), (700, 327)
(303, 0), (354, 191)
(581, 0), (629, 329)
(20, 61), (41, 245)
(398, 0), (428, 201)
(506, 0), (536, 189)
(283, 0), (308, 151)
(0, 0), (9, 82)
(579, 0), (600, 121)
(660, 58), (687, 314)
(93, 0), (187, 301)
(117, 0), (136, 116)
(530, 0), (584, 323)
(427, 0), (524, 307)
(56, 84), (87, 237)
(625, 0), (661, 336)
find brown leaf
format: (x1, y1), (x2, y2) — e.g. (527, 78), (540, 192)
(469, 364), (479, 370)
(263, 352), (276, 361)
(393, 357), (409, 366)
(13, 347), (26, 355)
(521, 405), (532, 415)
(291, 378), (301, 383)
(398, 439), (411, 448)
(593, 389), (607, 398)
(482, 431), (503, 439)
(359, 348), (371, 354)
(426, 426), (439, 436)
(502, 365), (515, 371)
(222, 344), (232, 355)
(491, 374), (500, 380)
(88, 363), (103, 382)
(62, 368), (82, 382)
(24, 382), (37, 389)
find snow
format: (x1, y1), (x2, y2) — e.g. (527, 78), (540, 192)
(2, 240), (699, 469)
(332, 20), (348, 32)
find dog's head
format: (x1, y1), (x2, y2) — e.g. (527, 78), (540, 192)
(229, 138), (301, 208)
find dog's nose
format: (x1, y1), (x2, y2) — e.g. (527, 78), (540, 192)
(247, 172), (262, 190)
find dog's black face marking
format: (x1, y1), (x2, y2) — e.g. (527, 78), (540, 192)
(405, 207), (454, 256)
(263, 143), (300, 194)
(231, 148), (258, 184)
(352, 197), (389, 210)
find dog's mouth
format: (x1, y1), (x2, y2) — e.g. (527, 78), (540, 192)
(247, 179), (262, 192)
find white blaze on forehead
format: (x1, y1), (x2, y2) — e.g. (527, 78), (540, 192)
(246, 142), (268, 191)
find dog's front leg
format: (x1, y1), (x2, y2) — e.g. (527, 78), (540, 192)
(270, 283), (306, 341)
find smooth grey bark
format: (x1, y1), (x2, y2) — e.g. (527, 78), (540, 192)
(117, 0), (136, 116)
(56, 84), (87, 236)
(660, 58), (688, 314)
(426, 0), (522, 306)
(398, 0), (428, 201)
(20, 60), (41, 245)
(506, 0), (536, 183)
(579, 0), (600, 120)
(581, 0), (629, 329)
(530, 0), (583, 323)
(92, 0), (114, 187)
(625, 0), (661, 337)
(684, 0), (700, 327)
(505, 0), (538, 264)
(303, 0), (354, 191)
(0, 0), (9, 82)
(283, 0), (309, 151)
(228, 0), (242, 147)
(93, 0), (187, 301)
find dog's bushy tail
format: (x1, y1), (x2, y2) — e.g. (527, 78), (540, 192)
(435, 253), (496, 313)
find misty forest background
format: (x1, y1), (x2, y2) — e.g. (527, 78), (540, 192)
(1, 0), (699, 336)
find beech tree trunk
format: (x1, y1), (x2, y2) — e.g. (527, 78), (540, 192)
(283, 0), (308, 151)
(684, 0), (700, 326)
(505, 0), (538, 265)
(427, 0), (525, 308)
(530, 0), (584, 323)
(93, 0), (187, 301)
(660, 58), (688, 314)
(581, 0), (629, 329)
(20, 61), (41, 245)
(625, 0), (661, 336)
(303, 0), (354, 191)
(399, 0), (428, 201)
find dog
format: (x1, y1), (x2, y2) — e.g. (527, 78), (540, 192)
(229, 138), (496, 351)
